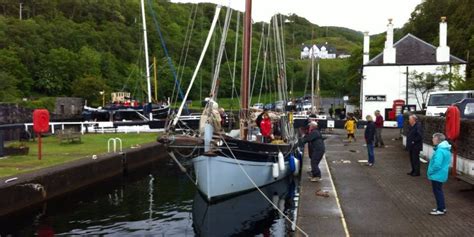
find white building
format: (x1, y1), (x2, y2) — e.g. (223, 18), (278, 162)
(300, 43), (337, 59)
(361, 18), (467, 120)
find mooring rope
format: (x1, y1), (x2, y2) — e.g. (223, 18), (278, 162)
(219, 135), (309, 237)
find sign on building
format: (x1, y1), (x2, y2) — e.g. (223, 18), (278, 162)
(365, 95), (386, 102)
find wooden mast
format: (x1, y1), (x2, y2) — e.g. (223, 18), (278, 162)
(240, 0), (252, 140)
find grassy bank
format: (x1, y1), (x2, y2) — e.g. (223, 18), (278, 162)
(0, 133), (159, 178)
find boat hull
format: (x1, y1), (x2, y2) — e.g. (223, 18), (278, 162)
(193, 155), (289, 202)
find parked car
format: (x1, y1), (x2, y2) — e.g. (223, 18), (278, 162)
(302, 101), (312, 111)
(264, 103), (275, 111)
(454, 98), (474, 119)
(426, 90), (474, 116)
(275, 100), (285, 111)
(253, 103), (264, 109)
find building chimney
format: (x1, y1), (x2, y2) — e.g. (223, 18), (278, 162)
(436, 16), (450, 62)
(363, 31), (370, 64)
(383, 18), (396, 64)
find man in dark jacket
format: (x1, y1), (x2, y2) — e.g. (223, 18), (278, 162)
(406, 114), (423, 176)
(364, 115), (376, 166)
(299, 121), (325, 182)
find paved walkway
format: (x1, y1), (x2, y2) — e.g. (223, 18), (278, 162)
(297, 128), (474, 236)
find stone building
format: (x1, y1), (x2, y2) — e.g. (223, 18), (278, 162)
(54, 97), (84, 116)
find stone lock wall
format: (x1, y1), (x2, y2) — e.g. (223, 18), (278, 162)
(403, 114), (474, 160)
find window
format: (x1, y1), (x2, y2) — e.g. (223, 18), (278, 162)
(428, 93), (467, 106)
(464, 103), (474, 116)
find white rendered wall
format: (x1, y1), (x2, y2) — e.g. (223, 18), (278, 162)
(361, 64), (466, 120)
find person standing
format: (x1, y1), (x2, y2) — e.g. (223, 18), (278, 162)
(364, 115), (376, 166)
(374, 110), (385, 147)
(428, 133), (451, 215)
(299, 121), (325, 182)
(260, 112), (272, 143)
(344, 115), (357, 142)
(396, 113), (404, 139)
(406, 114), (423, 176)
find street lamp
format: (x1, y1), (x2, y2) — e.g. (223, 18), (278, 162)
(99, 91), (105, 107)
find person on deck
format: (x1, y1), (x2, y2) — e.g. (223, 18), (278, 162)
(260, 111), (272, 143)
(427, 133), (451, 216)
(298, 121), (325, 182)
(256, 109), (268, 129)
(364, 115), (376, 166)
(374, 110), (385, 147)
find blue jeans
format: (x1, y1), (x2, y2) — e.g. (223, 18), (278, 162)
(367, 142), (374, 164)
(431, 181), (446, 211)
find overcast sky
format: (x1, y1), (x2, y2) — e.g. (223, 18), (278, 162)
(171, 0), (423, 34)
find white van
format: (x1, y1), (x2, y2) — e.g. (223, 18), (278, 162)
(426, 90), (474, 116)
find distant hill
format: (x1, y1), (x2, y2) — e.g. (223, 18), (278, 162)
(282, 14), (363, 59)
(0, 0), (365, 106)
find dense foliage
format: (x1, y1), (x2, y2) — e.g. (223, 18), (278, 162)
(0, 0), (362, 106)
(2, 0), (471, 108)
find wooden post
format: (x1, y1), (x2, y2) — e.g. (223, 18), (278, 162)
(38, 133), (42, 160)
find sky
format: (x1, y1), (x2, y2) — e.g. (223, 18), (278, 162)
(171, 0), (423, 35)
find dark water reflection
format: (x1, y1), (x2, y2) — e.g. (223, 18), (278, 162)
(0, 159), (299, 236)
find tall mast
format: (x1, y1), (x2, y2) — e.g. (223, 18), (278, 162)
(240, 0), (252, 140)
(311, 50), (315, 114)
(140, 0), (153, 120)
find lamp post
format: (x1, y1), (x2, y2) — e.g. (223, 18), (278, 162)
(99, 91), (105, 107)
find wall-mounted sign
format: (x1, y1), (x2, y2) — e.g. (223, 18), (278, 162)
(365, 95), (386, 102)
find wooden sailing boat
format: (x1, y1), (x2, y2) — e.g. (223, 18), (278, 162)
(159, 0), (299, 202)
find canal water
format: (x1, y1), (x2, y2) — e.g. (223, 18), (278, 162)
(0, 159), (300, 236)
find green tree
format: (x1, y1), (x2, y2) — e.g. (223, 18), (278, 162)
(71, 75), (109, 107)
(0, 72), (20, 102)
(35, 47), (78, 95)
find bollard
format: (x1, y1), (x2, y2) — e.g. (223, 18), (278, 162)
(0, 130), (4, 157)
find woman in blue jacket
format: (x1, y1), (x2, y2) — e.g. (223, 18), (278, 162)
(428, 133), (452, 216)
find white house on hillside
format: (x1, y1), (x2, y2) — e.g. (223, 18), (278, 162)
(360, 18), (467, 120)
(300, 43), (337, 59)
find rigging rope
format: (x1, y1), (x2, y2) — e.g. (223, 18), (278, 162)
(230, 12), (240, 113)
(147, 0), (188, 113)
(172, 5), (222, 127)
(249, 23), (265, 106)
(173, 4), (198, 109)
(257, 24), (271, 104)
(210, 7), (233, 100)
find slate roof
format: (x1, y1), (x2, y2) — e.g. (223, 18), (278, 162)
(365, 33), (466, 66)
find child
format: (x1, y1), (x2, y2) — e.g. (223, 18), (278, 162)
(344, 115), (357, 142)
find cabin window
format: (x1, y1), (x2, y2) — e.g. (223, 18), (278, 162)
(60, 104), (65, 114)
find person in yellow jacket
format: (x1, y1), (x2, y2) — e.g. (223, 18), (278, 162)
(344, 115), (357, 142)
